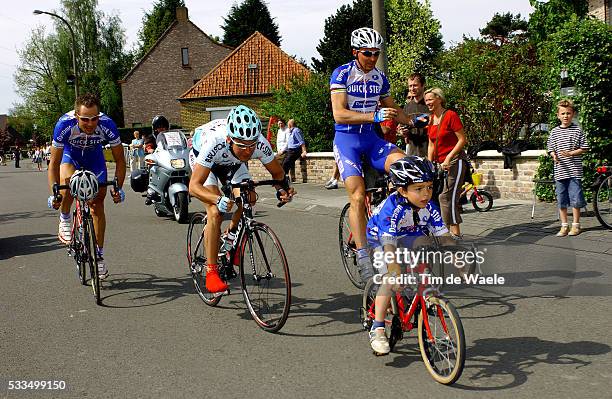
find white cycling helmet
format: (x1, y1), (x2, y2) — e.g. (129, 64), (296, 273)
(226, 105), (262, 141)
(351, 27), (384, 49)
(69, 170), (99, 201)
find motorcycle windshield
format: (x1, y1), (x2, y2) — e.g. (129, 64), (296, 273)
(157, 131), (187, 150)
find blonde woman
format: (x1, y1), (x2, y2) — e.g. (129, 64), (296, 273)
(425, 88), (468, 239)
(130, 131), (145, 171)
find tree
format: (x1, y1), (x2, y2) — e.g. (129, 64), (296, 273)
(528, 0), (588, 44)
(221, 0), (281, 48)
(480, 12), (528, 45)
(135, 0), (185, 60)
(311, 0), (371, 73)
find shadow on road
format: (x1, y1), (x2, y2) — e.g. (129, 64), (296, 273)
(0, 210), (52, 224)
(101, 272), (194, 308)
(0, 234), (61, 260)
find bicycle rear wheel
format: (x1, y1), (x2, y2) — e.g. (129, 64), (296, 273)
(418, 296), (465, 385)
(71, 209), (87, 285)
(594, 176), (612, 230)
(239, 223), (291, 332)
(470, 190), (493, 212)
(84, 217), (101, 305)
(362, 278), (402, 352)
(187, 212), (221, 306)
(339, 203), (365, 289)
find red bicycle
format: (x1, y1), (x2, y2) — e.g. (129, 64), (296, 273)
(360, 241), (466, 385)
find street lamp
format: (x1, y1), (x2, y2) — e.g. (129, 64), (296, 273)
(33, 9), (79, 99)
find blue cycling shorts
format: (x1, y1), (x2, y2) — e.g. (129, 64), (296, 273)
(333, 131), (398, 180)
(61, 147), (108, 183)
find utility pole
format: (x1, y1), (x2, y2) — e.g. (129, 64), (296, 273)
(371, 0), (388, 73)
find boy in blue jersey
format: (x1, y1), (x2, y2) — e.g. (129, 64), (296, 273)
(330, 28), (428, 283)
(366, 156), (450, 355)
(48, 93), (126, 278)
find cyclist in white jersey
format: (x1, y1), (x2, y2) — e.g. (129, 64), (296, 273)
(330, 27), (428, 282)
(189, 106), (295, 293)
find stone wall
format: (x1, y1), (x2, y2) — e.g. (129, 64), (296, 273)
(588, 0), (608, 22)
(248, 150), (547, 200)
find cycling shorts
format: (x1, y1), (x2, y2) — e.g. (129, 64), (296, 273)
(333, 131), (398, 180)
(61, 147), (108, 183)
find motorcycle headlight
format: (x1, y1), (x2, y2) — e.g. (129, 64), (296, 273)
(170, 159), (185, 169)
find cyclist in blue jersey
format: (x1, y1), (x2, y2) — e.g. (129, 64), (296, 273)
(330, 27), (428, 283)
(47, 93), (126, 279)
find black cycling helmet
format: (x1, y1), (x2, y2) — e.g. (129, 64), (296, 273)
(388, 156), (435, 188)
(151, 115), (169, 131)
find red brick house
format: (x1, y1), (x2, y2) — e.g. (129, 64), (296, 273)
(119, 7), (232, 128)
(178, 31), (310, 130)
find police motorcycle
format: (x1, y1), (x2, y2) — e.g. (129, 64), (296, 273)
(130, 129), (191, 223)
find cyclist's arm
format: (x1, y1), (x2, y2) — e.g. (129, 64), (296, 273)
(331, 92), (377, 124)
(47, 146), (63, 194)
(380, 96), (412, 126)
(188, 163), (218, 205)
(110, 144), (126, 188)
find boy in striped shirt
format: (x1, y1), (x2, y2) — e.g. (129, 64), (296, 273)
(546, 99), (589, 236)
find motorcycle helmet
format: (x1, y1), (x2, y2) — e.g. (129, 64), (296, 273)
(388, 156), (435, 188)
(226, 105), (262, 141)
(69, 170), (99, 201)
(151, 115), (169, 132)
(129, 169), (149, 193)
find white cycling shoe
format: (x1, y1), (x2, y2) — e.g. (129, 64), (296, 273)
(97, 258), (109, 280)
(58, 220), (71, 245)
(369, 328), (390, 355)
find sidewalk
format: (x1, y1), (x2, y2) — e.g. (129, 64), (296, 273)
(257, 182), (612, 256)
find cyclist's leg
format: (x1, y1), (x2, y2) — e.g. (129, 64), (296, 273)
(58, 154), (77, 215)
(227, 164), (253, 231)
(365, 133), (405, 174)
(88, 167), (108, 251)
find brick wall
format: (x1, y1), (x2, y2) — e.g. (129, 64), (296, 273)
(247, 150), (547, 200)
(121, 15), (231, 127)
(588, 0), (607, 21)
(180, 95), (272, 131)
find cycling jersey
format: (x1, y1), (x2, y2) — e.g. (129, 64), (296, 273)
(52, 111), (121, 182)
(193, 120), (275, 186)
(191, 119), (226, 156)
(367, 192), (448, 247)
(330, 60), (390, 136)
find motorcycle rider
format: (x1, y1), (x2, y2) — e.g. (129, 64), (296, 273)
(144, 115), (169, 154)
(189, 105), (294, 293)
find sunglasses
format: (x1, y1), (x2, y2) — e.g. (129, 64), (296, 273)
(230, 138), (258, 149)
(77, 114), (100, 122)
(358, 50), (381, 57)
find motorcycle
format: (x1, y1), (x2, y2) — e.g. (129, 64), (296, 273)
(131, 130), (191, 223)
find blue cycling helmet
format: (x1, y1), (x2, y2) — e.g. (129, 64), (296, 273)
(226, 105), (262, 141)
(389, 156), (435, 187)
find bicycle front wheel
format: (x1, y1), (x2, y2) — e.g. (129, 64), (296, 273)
(186, 212), (221, 306)
(71, 209), (87, 286)
(239, 223), (291, 332)
(418, 296), (465, 385)
(594, 175), (612, 230)
(339, 203), (365, 289)
(471, 190), (493, 212)
(84, 217), (101, 305)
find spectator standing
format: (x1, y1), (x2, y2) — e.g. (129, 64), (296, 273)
(547, 99), (589, 237)
(275, 119), (290, 163)
(399, 73), (429, 157)
(13, 146), (20, 168)
(282, 119), (307, 179)
(425, 87), (467, 240)
(130, 131), (145, 171)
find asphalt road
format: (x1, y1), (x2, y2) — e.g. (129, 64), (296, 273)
(1, 166), (611, 399)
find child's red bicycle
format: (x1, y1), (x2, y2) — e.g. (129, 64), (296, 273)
(360, 243), (466, 385)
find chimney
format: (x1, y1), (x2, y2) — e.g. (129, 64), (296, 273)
(176, 7), (188, 22)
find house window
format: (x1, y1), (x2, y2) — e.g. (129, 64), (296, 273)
(132, 122), (142, 128)
(206, 106), (233, 120)
(181, 48), (189, 66)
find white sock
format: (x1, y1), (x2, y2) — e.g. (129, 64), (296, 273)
(60, 213), (71, 222)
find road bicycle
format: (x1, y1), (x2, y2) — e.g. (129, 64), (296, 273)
(360, 234), (467, 385)
(53, 175), (118, 306)
(593, 165), (611, 230)
(187, 179), (291, 332)
(338, 173), (390, 289)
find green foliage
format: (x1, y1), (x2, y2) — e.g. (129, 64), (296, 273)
(260, 73), (334, 152)
(435, 38), (548, 149)
(528, 0), (588, 45)
(221, 0), (281, 47)
(479, 12), (528, 45)
(311, 0), (372, 73)
(135, 0), (185, 60)
(386, 0), (443, 99)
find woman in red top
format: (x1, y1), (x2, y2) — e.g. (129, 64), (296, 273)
(425, 87), (467, 239)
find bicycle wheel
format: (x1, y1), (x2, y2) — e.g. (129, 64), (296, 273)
(239, 222), (291, 332)
(186, 212), (221, 306)
(418, 296), (465, 385)
(470, 190), (493, 212)
(71, 209), (87, 285)
(83, 217), (101, 306)
(361, 278), (402, 352)
(339, 203), (365, 289)
(594, 175), (612, 230)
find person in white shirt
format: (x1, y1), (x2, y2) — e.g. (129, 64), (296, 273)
(275, 119), (290, 160)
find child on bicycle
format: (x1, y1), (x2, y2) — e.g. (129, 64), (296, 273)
(547, 99), (589, 237)
(365, 156), (451, 355)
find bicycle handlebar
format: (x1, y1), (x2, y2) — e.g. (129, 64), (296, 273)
(52, 178), (118, 202)
(230, 179), (291, 208)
